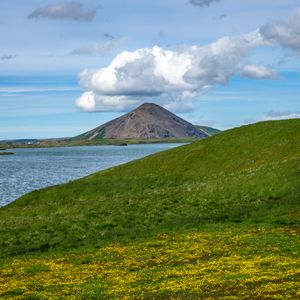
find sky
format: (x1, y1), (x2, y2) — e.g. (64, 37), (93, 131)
(1, 0), (300, 139)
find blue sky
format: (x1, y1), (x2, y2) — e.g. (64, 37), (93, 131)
(0, 0), (300, 139)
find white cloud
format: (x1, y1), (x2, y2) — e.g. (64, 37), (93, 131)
(264, 111), (300, 121)
(76, 92), (138, 112)
(189, 0), (223, 8)
(28, 2), (97, 22)
(76, 31), (266, 112)
(74, 8), (300, 113)
(79, 46), (193, 96)
(246, 111), (300, 125)
(69, 39), (125, 56)
(240, 64), (278, 79)
(260, 8), (300, 51)
(0, 54), (16, 60)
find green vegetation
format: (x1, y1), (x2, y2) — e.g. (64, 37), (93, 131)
(0, 152), (14, 155)
(67, 136), (199, 146)
(195, 125), (221, 136)
(1, 137), (198, 149)
(1, 225), (299, 299)
(72, 127), (106, 141)
(0, 119), (299, 299)
(0, 119), (299, 257)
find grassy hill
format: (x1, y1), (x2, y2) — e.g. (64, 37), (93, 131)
(195, 125), (221, 136)
(1, 119), (299, 255)
(0, 119), (299, 299)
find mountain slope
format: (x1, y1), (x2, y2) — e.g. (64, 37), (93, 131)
(0, 119), (299, 257)
(74, 103), (208, 140)
(195, 125), (221, 136)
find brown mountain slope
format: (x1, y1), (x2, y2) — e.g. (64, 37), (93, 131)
(75, 103), (208, 140)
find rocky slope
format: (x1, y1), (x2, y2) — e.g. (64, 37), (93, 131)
(74, 103), (208, 140)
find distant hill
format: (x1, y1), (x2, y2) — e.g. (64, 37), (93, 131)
(73, 103), (208, 141)
(0, 139), (39, 144)
(195, 125), (221, 136)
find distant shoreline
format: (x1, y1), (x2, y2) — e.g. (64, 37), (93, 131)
(0, 137), (199, 150)
(0, 152), (14, 155)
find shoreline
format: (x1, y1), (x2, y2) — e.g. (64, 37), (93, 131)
(0, 138), (197, 150)
(0, 152), (14, 155)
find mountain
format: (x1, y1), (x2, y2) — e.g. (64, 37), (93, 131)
(73, 103), (208, 140)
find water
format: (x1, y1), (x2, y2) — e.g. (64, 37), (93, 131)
(0, 144), (182, 207)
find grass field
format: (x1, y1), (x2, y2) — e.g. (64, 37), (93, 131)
(0, 152), (14, 155)
(0, 119), (299, 299)
(1, 225), (299, 299)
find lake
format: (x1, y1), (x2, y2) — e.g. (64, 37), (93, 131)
(0, 144), (183, 207)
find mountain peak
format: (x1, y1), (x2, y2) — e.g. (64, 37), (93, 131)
(135, 102), (164, 111)
(75, 102), (208, 140)
(137, 102), (156, 108)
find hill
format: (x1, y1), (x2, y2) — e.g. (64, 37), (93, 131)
(0, 119), (299, 299)
(195, 125), (221, 136)
(1, 119), (299, 255)
(0, 104), (219, 148)
(73, 103), (208, 141)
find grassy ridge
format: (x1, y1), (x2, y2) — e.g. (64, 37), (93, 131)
(0, 119), (299, 299)
(0, 119), (299, 259)
(195, 125), (221, 136)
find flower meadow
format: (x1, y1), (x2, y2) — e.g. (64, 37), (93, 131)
(1, 226), (299, 299)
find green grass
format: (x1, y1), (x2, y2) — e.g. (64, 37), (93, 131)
(195, 125), (221, 136)
(0, 119), (299, 259)
(72, 127), (106, 141)
(0, 152), (14, 155)
(67, 136), (200, 146)
(0, 119), (299, 299)
(2, 137), (199, 149)
(0, 224), (299, 299)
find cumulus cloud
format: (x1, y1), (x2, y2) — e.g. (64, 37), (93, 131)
(189, 0), (223, 8)
(77, 7), (300, 113)
(0, 54), (16, 60)
(240, 64), (278, 79)
(28, 1), (97, 22)
(260, 8), (300, 50)
(69, 39), (124, 56)
(76, 31), (266, 112)
(76, 92), (138, 112)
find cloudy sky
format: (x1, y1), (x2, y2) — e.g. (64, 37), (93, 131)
(1, 0), (300, 139)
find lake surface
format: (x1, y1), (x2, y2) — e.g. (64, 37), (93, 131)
(0, 144), (182, 207)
